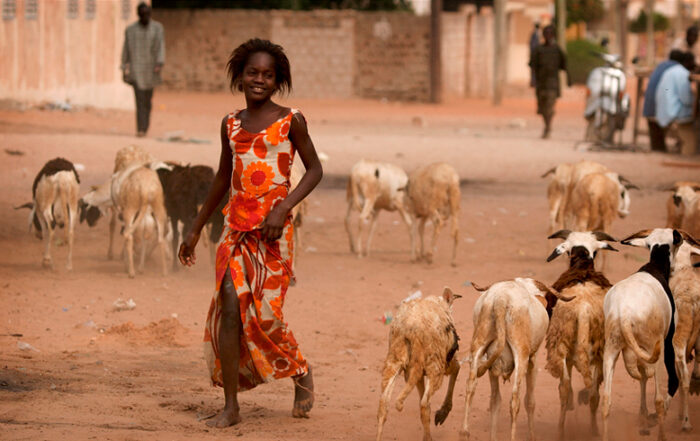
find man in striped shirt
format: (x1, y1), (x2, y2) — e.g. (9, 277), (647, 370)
(121, 2), (165, 137)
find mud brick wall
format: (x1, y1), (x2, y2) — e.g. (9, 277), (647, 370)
(155, 9), (431, 101)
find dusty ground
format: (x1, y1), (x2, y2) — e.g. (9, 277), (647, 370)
(1, 89), (700, 441)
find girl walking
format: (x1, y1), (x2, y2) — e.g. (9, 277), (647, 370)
(179, 38), (323, 428)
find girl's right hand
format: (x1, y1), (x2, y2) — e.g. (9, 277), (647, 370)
(178, 231), (201, 267)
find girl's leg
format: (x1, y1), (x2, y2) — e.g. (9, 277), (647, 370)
(293, 365), (315, 418)
(208, 269), (242, 428)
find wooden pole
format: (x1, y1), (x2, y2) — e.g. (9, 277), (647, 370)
(615, 0), (629, 67)
(556, 0), (566, 53)
(430, 0), (442, 103)
(493, 0), (506, 105)
(646, 0), (654, 66)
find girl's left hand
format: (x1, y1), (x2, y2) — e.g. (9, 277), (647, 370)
(261, 204), (290, 242)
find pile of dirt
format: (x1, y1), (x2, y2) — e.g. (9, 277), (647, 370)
(105, 318), (189, 347)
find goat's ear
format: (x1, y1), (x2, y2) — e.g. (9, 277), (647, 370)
(548, 229), (571, 240)
(692, 185), (700, 192)
(619, 175), (639, 190)
(14, 202), (34, 210)
(535, 295), (548, 309)
(546, 243), (567, 262)
(540, 167), (556, 178)
(442, 287), (455, 304)
(621, 229), (652, 247)
(677, 229), (700, 247)
(673, 229), (683, 246)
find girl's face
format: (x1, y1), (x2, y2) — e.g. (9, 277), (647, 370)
(242, 52), (277, 102)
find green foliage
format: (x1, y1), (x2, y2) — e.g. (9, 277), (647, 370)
(566, 39), (606, 84)
(629, 10), (670, 33)
(152, 0), (412, 10)
(566, 0), (604, 25)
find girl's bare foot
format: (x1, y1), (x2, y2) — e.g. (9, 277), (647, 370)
(292, 367), (314, 418)
(206, 406), (241, 428)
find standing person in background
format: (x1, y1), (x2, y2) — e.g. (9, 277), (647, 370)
(121, 2), (165, 137)
(529, 25), (571, 139)
(672, 25), (699, 67)
(529, 22), (540, 88)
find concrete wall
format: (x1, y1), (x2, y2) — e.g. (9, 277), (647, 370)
(0, 0), (136, 109)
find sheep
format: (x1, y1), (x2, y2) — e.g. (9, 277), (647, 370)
(22, 158), (80, 270)
(113, 144), (154, 173)
(156, 164), (215, 270)
(406, 162), (460, 266)
(667, 182), (700, 237)
(376, 287), (461, 441)
(111, 162), (169, 278)
(563, 171), (634, 233)
(601, 228), (684, 441)
(544, 230), (618, 440)
(460, 277), (569, 441)
(669, 232), (700, 432)
(345, 159), (413, 258)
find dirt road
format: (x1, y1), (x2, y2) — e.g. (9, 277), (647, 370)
(1, 91), (699, 441)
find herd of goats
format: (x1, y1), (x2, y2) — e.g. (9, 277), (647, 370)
(15, 146), (700, 441)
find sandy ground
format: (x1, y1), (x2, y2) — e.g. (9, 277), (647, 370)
(2, 89), (700, 441)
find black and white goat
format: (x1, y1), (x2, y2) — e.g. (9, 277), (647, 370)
(601, 228), (683, 441)
(19, 158), (80, 270)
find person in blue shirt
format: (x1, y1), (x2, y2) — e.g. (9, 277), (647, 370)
(644, 50), (685, 151)
(655, 52), (696, 151)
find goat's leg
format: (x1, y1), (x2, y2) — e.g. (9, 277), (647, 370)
(153, 205), (168, 277)
(557, 359), (571, 441)
(691, 333), (700, 395)
(460, 347), (484, 440)
(525, 354), (538, 441)
(638, 372), (651, 435)
(66, 201), (76, 271)
(108, 209), (117, 260)
(365, 211), (380, 258)
(418, 218), (427, 261)
(416, 377), (433, 441)
(675, 341), (692, 431)
(171, 217), (180, 271)
(39, 209), (54, 269)
(488, 372), (501, 441)
(137, 223), (147, 273)
(435, 358), (459, 425)
(510, 350), (527, 441)
(449, 213), (458, 267)
(426, 215), (444, 264)
(589, 362), (602, 436)
(654, 352), (667, 441)
(601, 345), (620, 441)
(376, 360), (402, 441)
(396, 202), (414, 261)
(344, 203), (356, 254)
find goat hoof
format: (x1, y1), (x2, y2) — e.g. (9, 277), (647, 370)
(681, 421), (692, 432)
(42, 258), (53, 269)
(647, 413), (658, 426)
(639, 427), (650, 436)
(435, 407), (450, 426)
(458, 429), (469, 440)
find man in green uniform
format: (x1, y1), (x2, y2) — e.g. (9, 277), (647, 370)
(529, 25), (570, 139)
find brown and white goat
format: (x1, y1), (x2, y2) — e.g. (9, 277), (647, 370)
(407, 162), (460, 266)
(460, 278), (568, 441)
(545, 230), (618, 440)
(345, 159), (413, 258)
(669, 232), (700, 432)
(667, 182), (700, 238)
(602, 229), (684, 441)
(22, 158), (81, 270)
(376, 288), (461, 441)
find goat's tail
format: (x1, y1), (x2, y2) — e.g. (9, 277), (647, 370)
(621, 318), (661, 364)
(541, 167), (556, 178)
(476, 297), (507, 377)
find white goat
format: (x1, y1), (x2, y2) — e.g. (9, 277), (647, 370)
(376, 288), (461, 441)
(23, 158), (80, 270)
(407, 162), (460, 266)
(460, 277), (567, 441)
(669, 233), (700, 432)
(669, 183), (700, 238)
(345, 159), (412, 258)
(602, 228), (683, 441)
(545, 230), (618, 440)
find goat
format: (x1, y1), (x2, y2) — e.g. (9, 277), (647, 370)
(113, 144), (154, 173)
(21, 158), (81, 270)
(407, 162), (460, 266)
(601, 228), (683, 441)
(345, 159), (412, 258)
(460, 277), (569, 441)
(667, 182), (700, 238)
(376, 287), (461, 441)
(111, 162), (170, 278)
(156, 164), (214, 270)
(545, 230), (618, 440)
(669, 232), (700, 432)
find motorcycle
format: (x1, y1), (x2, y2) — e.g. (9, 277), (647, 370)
(583, 53), (631, 145)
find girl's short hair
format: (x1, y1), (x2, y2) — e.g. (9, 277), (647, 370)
(226, 38), (292, 95)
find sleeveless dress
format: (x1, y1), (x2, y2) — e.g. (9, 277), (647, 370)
(203, 108), (308, 391)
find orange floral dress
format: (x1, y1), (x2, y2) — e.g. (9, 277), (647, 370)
(204, 109), (308, 391)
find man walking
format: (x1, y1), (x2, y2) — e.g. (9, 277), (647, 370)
(529, 22), (540, 87)
(529, 25), (570, 139)
(121, 2), (165, 137)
